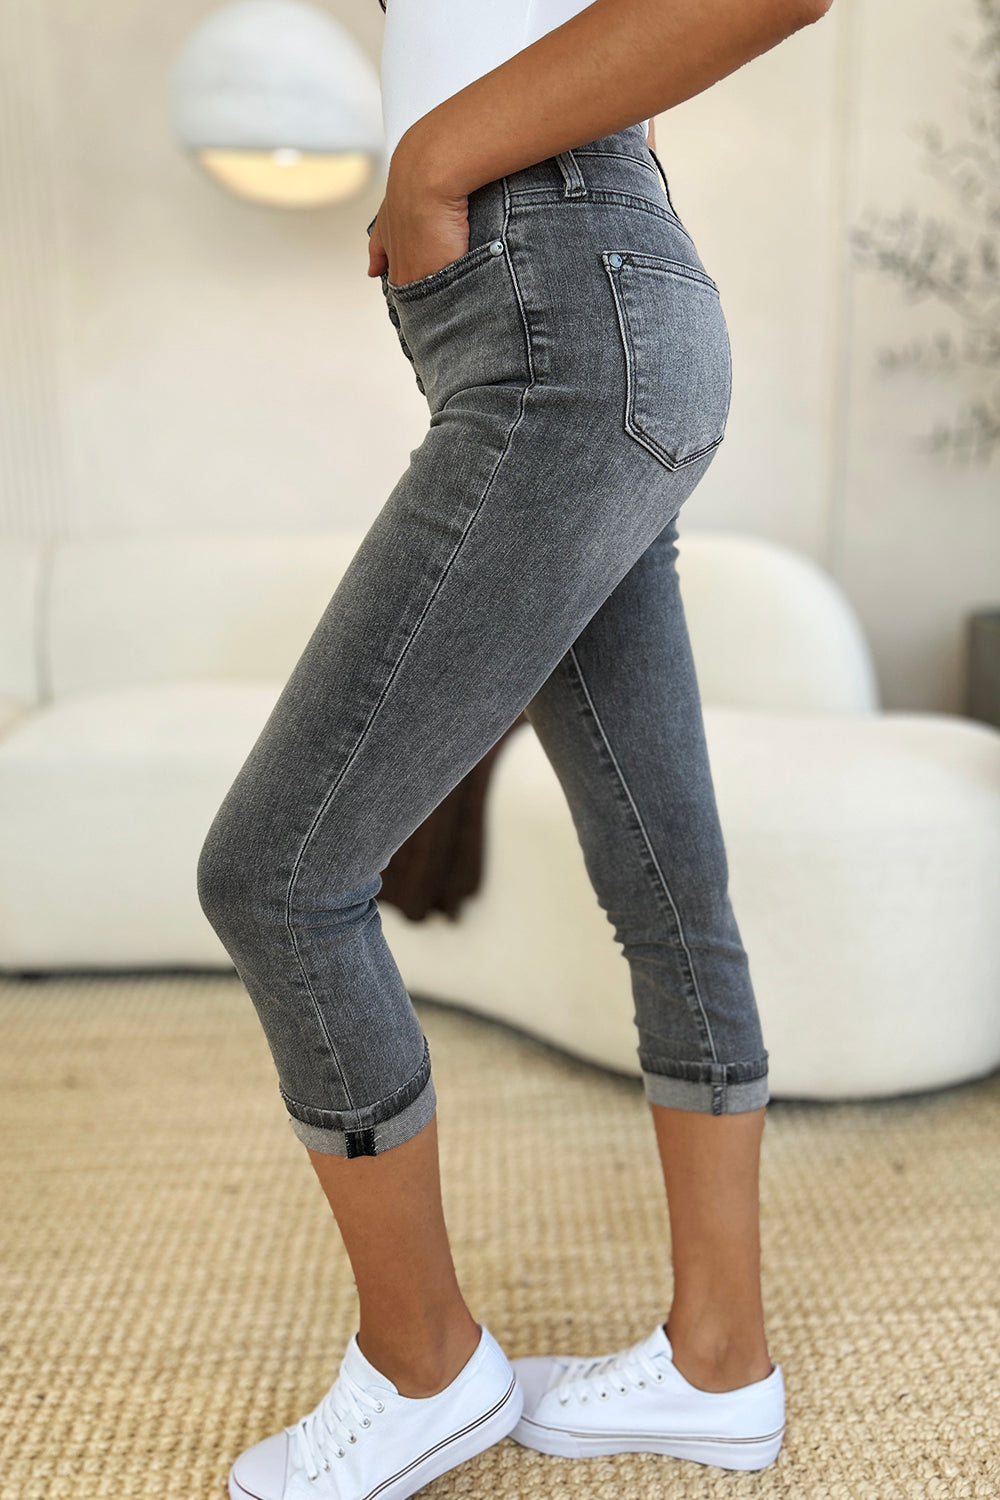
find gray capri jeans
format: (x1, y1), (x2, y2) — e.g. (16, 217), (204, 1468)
(196, 121), (770, 1158)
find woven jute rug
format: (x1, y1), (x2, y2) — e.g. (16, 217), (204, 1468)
(1, 972), (997, 1500)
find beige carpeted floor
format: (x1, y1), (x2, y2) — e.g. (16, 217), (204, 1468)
(1, 972), (998, 1500)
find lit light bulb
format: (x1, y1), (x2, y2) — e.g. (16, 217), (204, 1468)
(195, 147), (374, 208)
(170, 0), (386, 209)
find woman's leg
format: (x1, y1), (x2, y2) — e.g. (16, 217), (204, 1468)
(305, 1115), (480, 1397)
(654, 1105), (772, 1391)
(199, 128), (776, 1490)
(197, 411), (710, 1386)
(522, 509), (773, 1391)
(197, 444), (723, 1500)
(505, 467), (784, 1467)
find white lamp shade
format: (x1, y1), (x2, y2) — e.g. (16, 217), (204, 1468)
(169, 0), (386, 204)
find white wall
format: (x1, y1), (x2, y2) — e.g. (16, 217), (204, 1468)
(661, 0), (1000, 712)
(1, 0), (997, 711)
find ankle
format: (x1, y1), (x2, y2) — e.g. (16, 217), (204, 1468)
(357, 1312), (482, 1398)
(664, 1316), (773, 1393)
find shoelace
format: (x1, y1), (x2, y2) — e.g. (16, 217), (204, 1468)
(288, 1365), (386, 1482)
(553, 1337), (667, 1406)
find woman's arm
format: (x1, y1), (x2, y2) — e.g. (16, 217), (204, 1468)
(370, 0), (830, 285)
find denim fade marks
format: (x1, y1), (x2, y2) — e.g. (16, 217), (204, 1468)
(196, 120), (771, 1156)
(278, 1033), (435, 1156)
(563, 642), (769, 1117)
(566, 642), (719, 1060)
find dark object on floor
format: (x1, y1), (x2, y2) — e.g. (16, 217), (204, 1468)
(379, 714), (530, 921)
(966, 608), (1000, 730)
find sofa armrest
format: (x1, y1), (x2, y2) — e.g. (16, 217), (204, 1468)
(678, 529), (880, 713)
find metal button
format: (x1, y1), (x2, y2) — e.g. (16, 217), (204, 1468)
(488, 239), (504, 255)
(608, 253), (623, 269)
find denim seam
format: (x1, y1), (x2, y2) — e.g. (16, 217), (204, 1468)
(565, 645), (719, 1065)
(640, 1053), (769, 1085)
(555, 148), (587, 197)
(616, 251), (718, 294)
(642, 1068), (770, 1117)
(284, 212), (532, 1061)
(501, 176), (537, 386)
(590, 193), (694, 246)
(570, 148), (660, 177)
(279, 1033), (433, 1131)
(645, 143), (679, 217)
(603, 257), (725, 473)
(287, 1073), (439, 1156)
(503, 189), (695, 249)
(386, 238), (499, 303)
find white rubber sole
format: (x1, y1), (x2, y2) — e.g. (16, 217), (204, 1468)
(511, 1413), (785, 1471)
(228, 1373), (523, 1500)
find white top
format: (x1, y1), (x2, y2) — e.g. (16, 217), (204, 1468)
(379, 0), (650, 168)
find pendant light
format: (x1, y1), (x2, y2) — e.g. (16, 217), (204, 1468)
(169, 0), (385, 208)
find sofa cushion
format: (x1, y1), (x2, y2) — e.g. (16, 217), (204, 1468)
(0, 539), (43, 706)
(0, 681), (279, 969)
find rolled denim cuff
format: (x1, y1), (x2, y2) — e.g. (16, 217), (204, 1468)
(288, 1074), (437, 1156)
(641, 1056), (770, 1115)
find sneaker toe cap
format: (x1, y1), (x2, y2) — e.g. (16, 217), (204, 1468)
(229, 1431), (289, 1500)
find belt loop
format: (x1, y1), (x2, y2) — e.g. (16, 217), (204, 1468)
(555, 148), (587, 197)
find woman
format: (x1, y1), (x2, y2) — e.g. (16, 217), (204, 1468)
(198, 0), (830, 1494)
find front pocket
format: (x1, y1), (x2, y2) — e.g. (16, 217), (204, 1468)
(380, 232), (527, 414)
(602, 249), (732, 471)
(387, 236), (504, 300)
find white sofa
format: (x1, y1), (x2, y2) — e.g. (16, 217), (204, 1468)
(2, 527), (998, 1101)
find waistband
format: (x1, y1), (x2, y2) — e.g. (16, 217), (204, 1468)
(498, 121), (677, 216)
(366, 121), (678, 231)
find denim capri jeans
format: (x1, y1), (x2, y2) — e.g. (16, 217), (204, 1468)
(196, 120), (770, 1158)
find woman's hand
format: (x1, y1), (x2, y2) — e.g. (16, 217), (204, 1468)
(366, 157), (471, 288)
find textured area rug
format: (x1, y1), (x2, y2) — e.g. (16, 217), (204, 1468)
(1, 972), (997, 1499)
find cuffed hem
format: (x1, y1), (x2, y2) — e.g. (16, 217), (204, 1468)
(641, 1055), (770, 1116)
(288, 1074), (437, 1157)
(280, 1035), (432, 1131)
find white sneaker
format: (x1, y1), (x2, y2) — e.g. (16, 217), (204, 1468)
(510, 1322), (784, 1472)
(229, 1323), (522, 1500)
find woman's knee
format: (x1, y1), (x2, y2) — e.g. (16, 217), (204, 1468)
(197, 791), (380, 956)
(196, 793), (273, 942)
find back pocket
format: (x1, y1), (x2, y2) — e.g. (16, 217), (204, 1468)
(602, 249), (732, 471)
